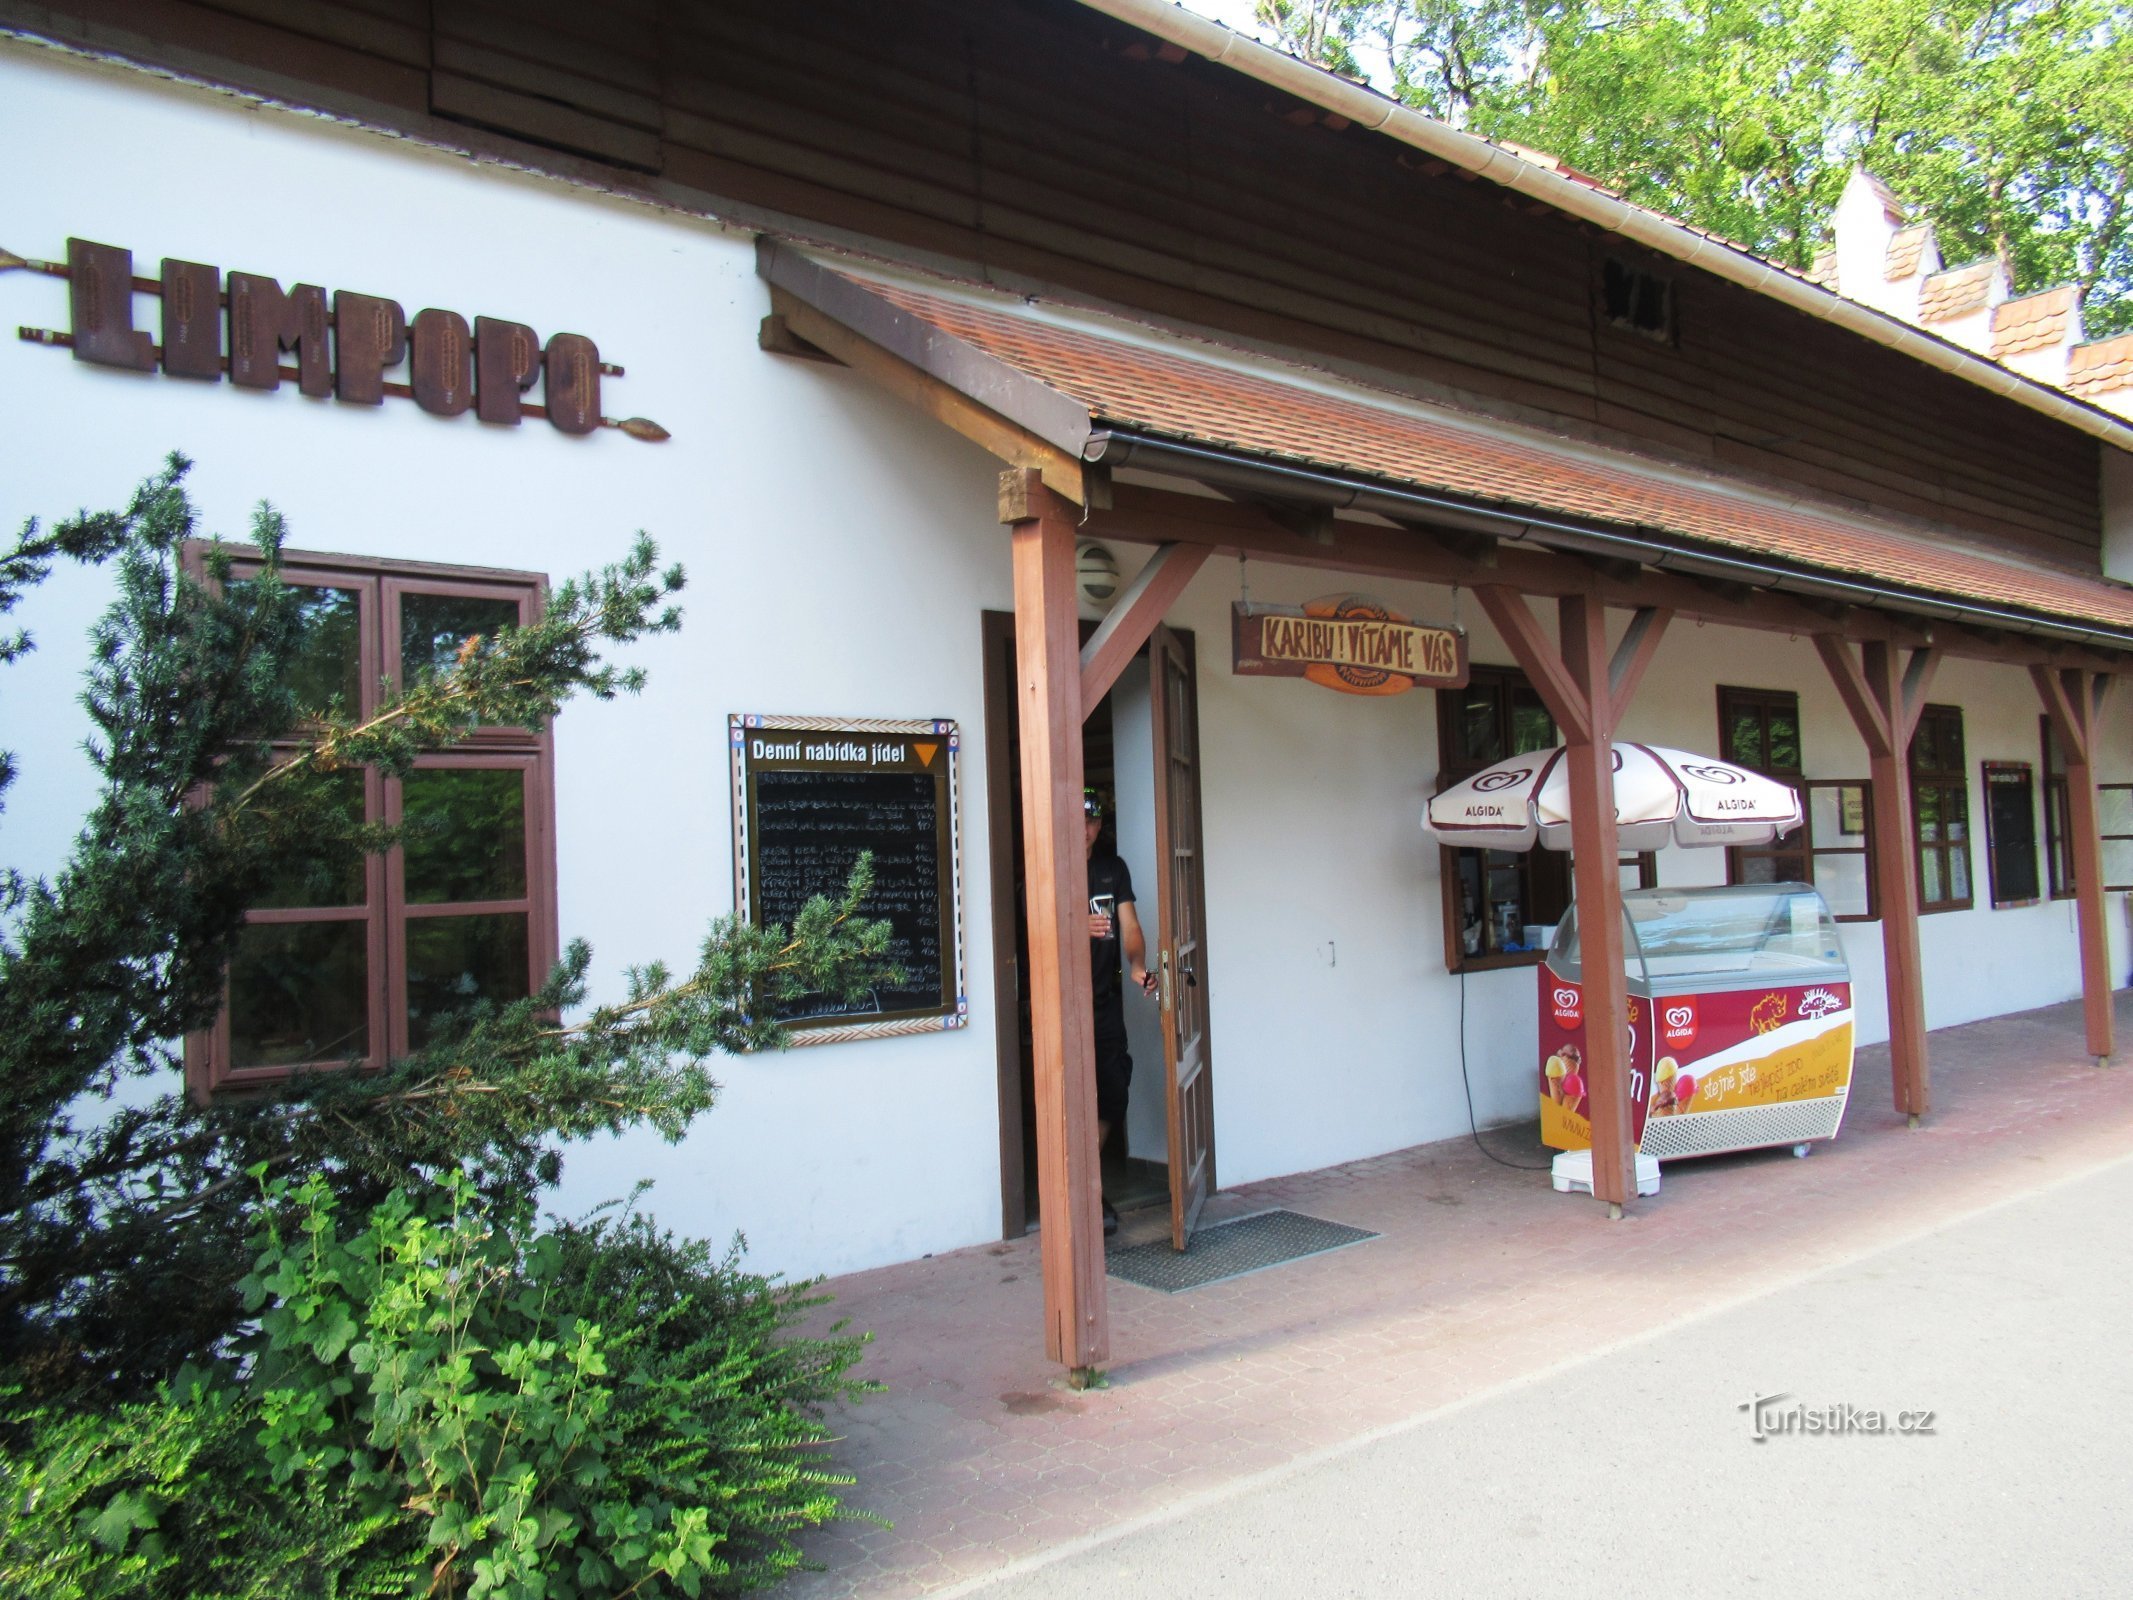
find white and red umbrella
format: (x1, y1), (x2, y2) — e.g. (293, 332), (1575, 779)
(1424, 743), (1801, 853)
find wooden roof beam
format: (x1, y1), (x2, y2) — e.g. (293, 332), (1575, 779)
(768, 287), (1097, 507)
(1086, 483), (1934, 648)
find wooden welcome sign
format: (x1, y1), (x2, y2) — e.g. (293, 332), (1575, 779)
(1232, 595), (1467, 696)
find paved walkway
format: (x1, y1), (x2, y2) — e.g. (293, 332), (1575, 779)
(787, 995), (2133, 1597)
(959, 1150), (2133, 1599)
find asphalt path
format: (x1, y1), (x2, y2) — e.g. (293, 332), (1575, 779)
(946, 1153), (2133, 1599)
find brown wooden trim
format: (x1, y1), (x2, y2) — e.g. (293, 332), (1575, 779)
(1475, 586), (1591, 745)
(1608, 606), (1671, 708)
(766, 287), (1091, 506)
(1004, 469), (1108, 1374)
(1820, 639), (1931, 1115)
(1909, 703), (1973, 916)
(982, 608), (1028, 1239)
(1087, 486), (2031, 660)
(2033, 666), (2116, 1059)
(182, 545), (556, 1098)
(1555, 591), (1635, 1208)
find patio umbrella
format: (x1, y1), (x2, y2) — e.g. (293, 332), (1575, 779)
(1423, 742), (1802, 853)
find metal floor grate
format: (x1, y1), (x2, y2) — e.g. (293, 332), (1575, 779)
(1106, 1208), (1379, 1293)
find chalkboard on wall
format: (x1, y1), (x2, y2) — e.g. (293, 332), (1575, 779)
(729, 715), (966, 1043)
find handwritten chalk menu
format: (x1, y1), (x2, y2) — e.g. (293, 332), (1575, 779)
(729, 715), (966, 1043)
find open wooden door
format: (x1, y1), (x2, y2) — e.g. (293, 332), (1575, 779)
(1149, 625), (1215, 1250)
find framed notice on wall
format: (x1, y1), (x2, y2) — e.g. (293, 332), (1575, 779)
(729, 714), (966, 1044)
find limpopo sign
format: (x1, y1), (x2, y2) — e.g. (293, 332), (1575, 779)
(4, 237), (667, 441)
(1232, 595), (1467, 696)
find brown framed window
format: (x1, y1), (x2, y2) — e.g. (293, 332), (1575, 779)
(1437, 666), (1569, 970)
(1719, 685), (1808, 885)
(1909, 703), (1972, 913)
(1803, 779), (1876, 920)
(184, 548), (558, 1096)
(1982, 762), (2041, 909)
(2042, 717), (2075, 899)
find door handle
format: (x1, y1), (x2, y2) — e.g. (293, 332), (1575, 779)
(1180, 960), (1197, 988)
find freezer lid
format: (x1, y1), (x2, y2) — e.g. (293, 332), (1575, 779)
(1548, 882), (1848, 987)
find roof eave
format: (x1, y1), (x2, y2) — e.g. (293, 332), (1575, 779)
(1074, 0), (2133, 456)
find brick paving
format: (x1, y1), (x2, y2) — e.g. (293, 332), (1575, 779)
(784, 994), (2133, 1597)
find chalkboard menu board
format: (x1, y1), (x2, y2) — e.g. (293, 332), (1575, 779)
(729, 715), (965, 1043)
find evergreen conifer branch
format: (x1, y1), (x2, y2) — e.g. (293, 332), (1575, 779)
(0, 461), (897, 1390)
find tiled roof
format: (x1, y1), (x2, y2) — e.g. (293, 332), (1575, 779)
(2069, 333), (2133, 397)
(1885, 224), (1934, 281)
(1809, 249), (1839, 291)
(1860, 169), (1907, 223)
(1992, 286), (2080, 359)
(1918, 258), (2000, 324)
(838, 269), (2133, 637)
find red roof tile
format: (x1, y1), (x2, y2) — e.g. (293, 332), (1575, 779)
(1918, 258), (2000, 324)
(1809, 248), (1839, 291)
(1992, 286), (2080, 360)
(837, 270), (2133, 637)
(1885, 224), (1934, 282)
(2068, 333), (2133, 398)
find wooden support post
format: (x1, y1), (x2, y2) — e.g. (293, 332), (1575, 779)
(2034, 666), (2117, 1064)
(1003, 469), (1109, 1375)
(1474, 587), (1656, 1210)
(1558, 593), (1634, 1211)
(1816, 637), (1937, 1118)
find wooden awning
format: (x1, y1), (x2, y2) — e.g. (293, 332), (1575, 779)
(759, 239), (2133, 658)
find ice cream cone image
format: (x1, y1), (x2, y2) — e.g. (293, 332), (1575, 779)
(1544, 1055), (1567, 1103)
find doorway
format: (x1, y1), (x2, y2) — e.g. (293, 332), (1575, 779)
(983, 610), (1216, 1244)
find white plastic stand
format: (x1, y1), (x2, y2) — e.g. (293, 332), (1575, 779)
(1551, 1148), (1661, 1197)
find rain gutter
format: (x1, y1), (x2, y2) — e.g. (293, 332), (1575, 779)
(1077, 0), (2133, 457)
(1086, 428), (2133, 653)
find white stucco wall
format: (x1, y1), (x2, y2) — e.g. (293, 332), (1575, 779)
(4, 41), (2122, 1279)
(0, 43), (1019, 1279)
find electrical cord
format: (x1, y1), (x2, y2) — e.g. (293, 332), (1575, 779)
(1455, 965), (1556, 1171)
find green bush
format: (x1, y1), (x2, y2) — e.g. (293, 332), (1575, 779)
(0, 1175), (876, 1599)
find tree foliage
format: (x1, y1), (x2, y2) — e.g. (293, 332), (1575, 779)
(0, 457), (896, 1392)
(1251, 0), (2133, 334)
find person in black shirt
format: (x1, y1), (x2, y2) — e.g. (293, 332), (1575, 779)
(1084, 788), (1154, 1236)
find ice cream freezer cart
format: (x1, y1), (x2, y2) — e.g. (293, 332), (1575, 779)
(1539, 882), (1856, 1163)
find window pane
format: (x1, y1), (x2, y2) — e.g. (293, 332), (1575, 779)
(1916, 785), (1941, 841)
(1921, 848), (1944, 904)
(229, 920), (369, 1067)
(1814, 851), (1870, 917)
(403, 768), (527, 904)
(2102, 787), (2133, 837)
(1943, 789), (1967, 843)
(400, 593), (521, 687)
(1765, 712), (1801, 774)
(1948, 847), (1970, 902)
(236, 580), (361, 718)
(1454, 692), (1502, 766)
(405, 912), (530, 1047)
(1725, 706), (1763, 770)
(2105, 839), (2133, 890)
(1739, 852), (1783, 884)
(1508, 687), (1555, 755)
(252, 769), (367, 909)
